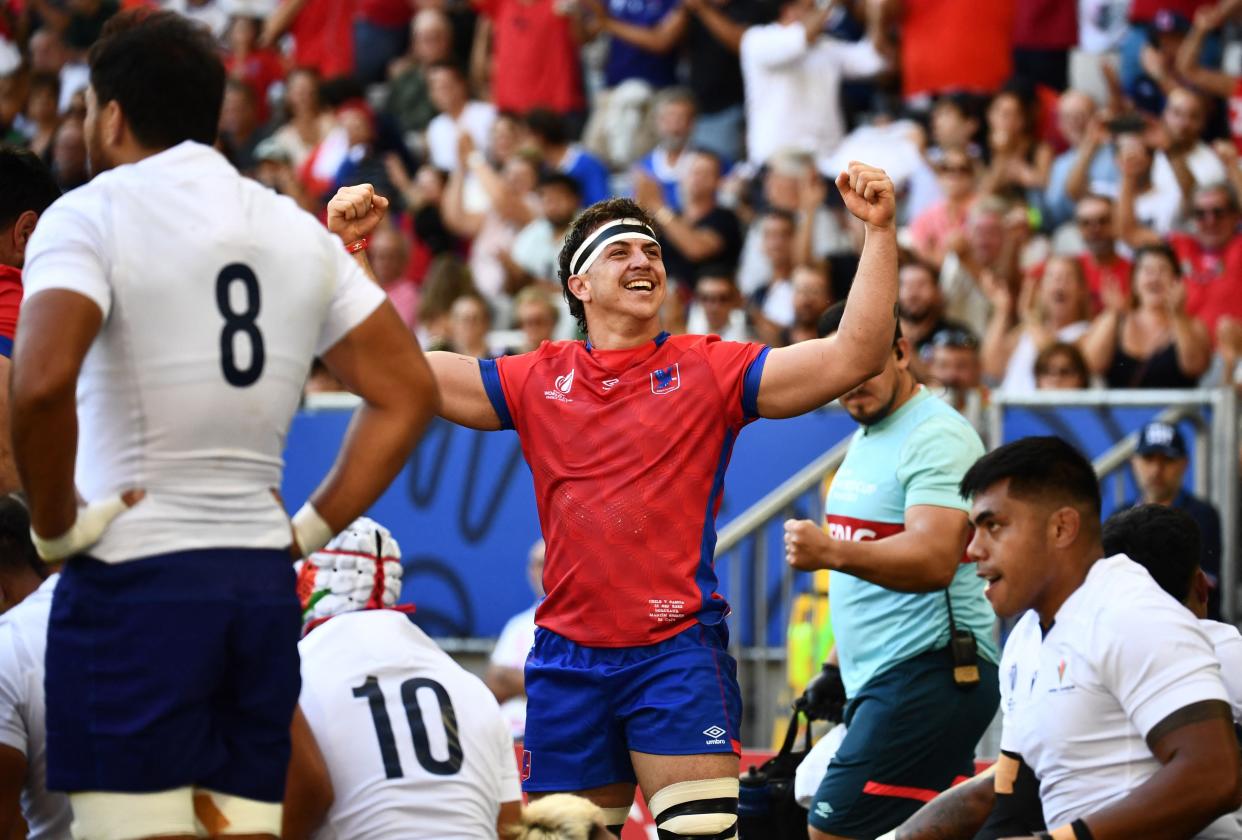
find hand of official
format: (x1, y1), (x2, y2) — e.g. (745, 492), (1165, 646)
(835, 161), (896, 230)
(30, 489), (145, 562)
(327, 184), (390, 246)
(784, 519), (832, 572)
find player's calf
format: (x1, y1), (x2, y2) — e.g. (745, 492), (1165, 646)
(648, 778), (739, 839)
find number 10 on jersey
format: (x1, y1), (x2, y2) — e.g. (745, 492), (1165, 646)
(353, 675), (465, 778)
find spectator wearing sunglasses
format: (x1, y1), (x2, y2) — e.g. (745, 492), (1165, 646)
(685, 270), (751, 342)
(927, 326), (984, 415)
(1071, 194), (1132, 310)
(1121, 182), (1242, 343)
(909, 149), (978, 269)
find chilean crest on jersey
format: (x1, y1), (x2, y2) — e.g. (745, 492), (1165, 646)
(649, 363), (681, 395)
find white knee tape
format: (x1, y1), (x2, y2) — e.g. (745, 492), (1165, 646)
(70, 788), (199, 840)
(193, 789), (283, 836)
(648, 777), (739, 836)
(600, 805), (631, 826)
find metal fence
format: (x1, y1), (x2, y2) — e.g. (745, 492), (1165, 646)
(716, 387), (1240, 744)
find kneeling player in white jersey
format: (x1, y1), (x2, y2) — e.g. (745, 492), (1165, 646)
(0, 496), (70, 839)
(959, 437), (1240, 839)
(11, 11), (439, 840)
(285, 518), (522, 839)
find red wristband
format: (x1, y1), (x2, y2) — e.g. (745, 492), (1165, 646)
(344, 237), (368, 254)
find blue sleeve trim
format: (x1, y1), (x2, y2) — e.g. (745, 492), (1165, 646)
(478, 358), (515, 431)
(741, 345), (770, 420)
(0, 335), (14, 358)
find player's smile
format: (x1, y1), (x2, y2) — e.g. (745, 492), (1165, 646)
(623, 273), (656, 293)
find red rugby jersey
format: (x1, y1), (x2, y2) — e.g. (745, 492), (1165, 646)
(0, 265), (21, 358)
(481, 332), (769, 647)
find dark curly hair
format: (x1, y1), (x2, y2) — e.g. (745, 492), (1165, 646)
(556, 198), (658, 335)
(90, 9), (225, 150)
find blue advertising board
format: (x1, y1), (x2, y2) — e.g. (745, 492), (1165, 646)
(282, 397), (1206, 643)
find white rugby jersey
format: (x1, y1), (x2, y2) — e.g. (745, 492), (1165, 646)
(21, 142), (386, 563)
(1202, 620), (1242, 725)
(298, 609), (521, 840)
(0, 575), (71, 839)
(999, 555), (1231, 831)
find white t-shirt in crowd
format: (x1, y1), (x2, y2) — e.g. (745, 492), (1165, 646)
(1078, 0), (1130, 54)
(0, 575), (71, 840)
(490, 604), (537, 740)
(1151, 143), (1227, 229)
(998, 320), (1091, 394)
(740, 22), (884, 166)
(299, 610), (521, 840)
(999, 555), (1231, 830)
(22, 141), (385, 563)
(426, 102), (498, 173)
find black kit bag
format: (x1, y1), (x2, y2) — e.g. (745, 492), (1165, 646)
(737, 704), (811, 840)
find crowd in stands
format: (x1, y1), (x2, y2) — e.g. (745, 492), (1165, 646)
(7, 0), (1242, 396)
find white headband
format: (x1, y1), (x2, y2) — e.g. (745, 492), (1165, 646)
(570, 217), (659, 276)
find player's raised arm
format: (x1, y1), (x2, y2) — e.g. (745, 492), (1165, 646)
(327, 186), (503, 432)
(754, 162), (898, 419)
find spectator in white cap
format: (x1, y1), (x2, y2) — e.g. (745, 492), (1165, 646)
(284, 517), (522, 839)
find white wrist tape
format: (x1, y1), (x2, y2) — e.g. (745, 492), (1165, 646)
(292, 502), (334, 557)
(30, 494), (129, 562)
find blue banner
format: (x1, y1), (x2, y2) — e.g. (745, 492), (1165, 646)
(281, 406), (858, 639)
(282, 397), (1206, 643)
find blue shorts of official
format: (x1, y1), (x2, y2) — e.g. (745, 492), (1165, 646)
(44, 549), (302, 802)
(808, 645), (1000, 837)
(522, 621), (742, 792)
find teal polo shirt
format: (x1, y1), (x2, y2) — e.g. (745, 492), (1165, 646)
(825, 387), (998, 697)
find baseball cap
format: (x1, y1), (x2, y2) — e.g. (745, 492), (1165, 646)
(1135, 421), (1187, 458)
(1152, 9), (1191, 36)
(295, 516), (409, 635)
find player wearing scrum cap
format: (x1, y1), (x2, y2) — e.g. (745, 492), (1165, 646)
(283, 517), (522, 840)
(328, 162), (898, 839)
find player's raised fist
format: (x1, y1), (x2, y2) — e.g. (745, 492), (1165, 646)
(328, 184), (391, 246)
(784, 518), (832, 572)
(835, 161), (896, 230)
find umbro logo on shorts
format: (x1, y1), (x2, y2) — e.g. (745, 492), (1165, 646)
(703, 725), (727, 745)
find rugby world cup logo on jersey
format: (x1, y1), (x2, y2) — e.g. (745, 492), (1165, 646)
(545, 369), (575, 402)
(650, 363), (680, 394)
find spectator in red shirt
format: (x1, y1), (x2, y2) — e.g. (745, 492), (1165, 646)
(1074, 193), (1132, 308)
(0, 146), (60, 493)
(262, 0), (353, 81)
(878, 0), (1016, 101)
(473, 0), (585, 116)
(1125, 178), (1242, 343)
(223, 13), (284, 124)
